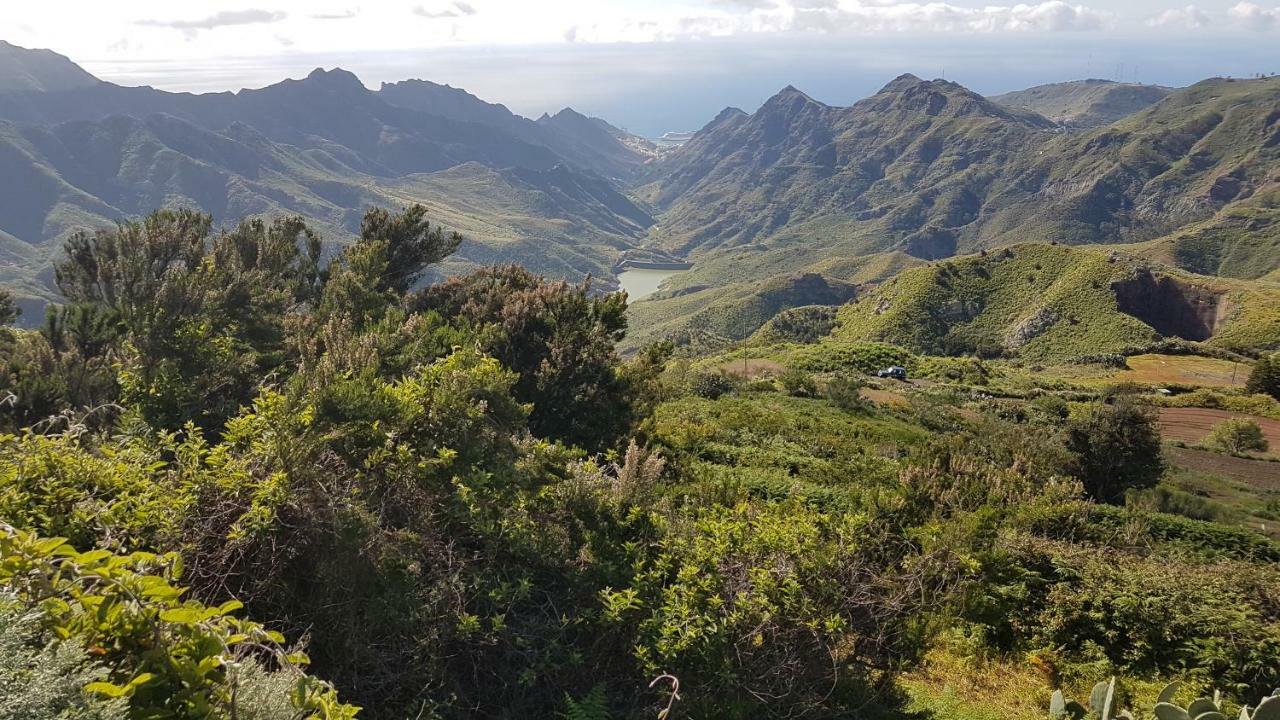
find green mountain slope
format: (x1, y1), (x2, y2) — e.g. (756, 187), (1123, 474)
(622, 251), (922, 353)
(0, 40), (98, 93)
(637, 75), (1280, 304)
(831, 244), (1280, 361)
(990, 79), (1173, 128)
(622, 271), (857, 352)
(0, 114), (653, 307)
(0, 42), (660, 313)
(976, 76), (1280, 249)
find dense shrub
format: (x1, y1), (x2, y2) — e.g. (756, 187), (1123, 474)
(1065, 400), (1164, 503)
(778, 368), (818, 397)
(0, 527), (355, 719)
(1246, 353), (1280, 401)
(0, 599), (125, 720)
(995, 536), (1280, 695)
(688, 369), (737, 399)
(1206, 418), (1270, 454)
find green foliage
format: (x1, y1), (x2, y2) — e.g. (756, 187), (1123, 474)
(0, 287), (17, 327)
(562, 685), (611, 720)
(620, 501), (960, 718)
(357, 204), (462, 295)
(778, 367), (818, 397)
(1246, 354), (1280, 401)
(687, 369), (737, 400)
(991, 536), (1280, 695)
(1065, 400), (1164, 503)
(1205, 418), (1270, 454)
(787, 340), (917, 375)
(0, 527), (357, 719)
(413, 264), (633, 451)
(824, 374), (871, 412)
(0, 598), (126, 720)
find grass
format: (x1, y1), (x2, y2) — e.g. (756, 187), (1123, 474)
(899, 648), (1050, 720)
(1098, 354), (1249, 388)
(830, 244), (1280, 363)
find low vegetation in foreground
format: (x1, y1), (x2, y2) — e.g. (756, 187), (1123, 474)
(2, 208), (1280, 719)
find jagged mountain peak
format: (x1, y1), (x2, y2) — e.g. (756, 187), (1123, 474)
(879, 73), (926, 93)
(301, 67), (367, 92)
(713, 107), (748, 123)
(762, 84), (825, 108)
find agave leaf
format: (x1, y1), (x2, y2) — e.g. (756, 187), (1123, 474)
(1066, 700), (1089, 720)
(1155, 703), (1193, 720)
(1190, 700), (1222, 718)
(1252, 697), (1280, 720)
(1092, 680), (1113, 719)
(1051, 690), (1067, 719)
(1193, 713), (1227, 720)
(1241, 707), (1252, 720)
(1160, 683), (1182, 705)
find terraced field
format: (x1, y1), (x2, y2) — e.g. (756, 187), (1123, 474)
(1104, 354), (1249, 388)
(1159, 407), (1280, 459)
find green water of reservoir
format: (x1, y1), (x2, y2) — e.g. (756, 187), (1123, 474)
(618, 268), (681, 301)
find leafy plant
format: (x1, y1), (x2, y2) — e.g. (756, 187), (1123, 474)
(0, 526), (357, 719)
(1049, 678), (1133, 720)
(1205, 418), (1270, 455)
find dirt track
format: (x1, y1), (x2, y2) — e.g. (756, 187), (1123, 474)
(1158, 407), (1280, 458)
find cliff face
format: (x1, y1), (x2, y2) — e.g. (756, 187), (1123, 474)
(1111, 269), (1232, 342)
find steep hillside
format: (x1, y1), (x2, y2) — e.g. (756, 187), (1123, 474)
(0, 43), (661, 311)
(0, 115), (653, 304)
(378, 80), (651, 181)
(831, 244), (1280, 361)
(976, 76), (1280, 250)
(991, 79), (1173, 128)
(0, 40), (98, 93)
(622, 251), (920, 352)
(639, 75), (1280, 291)
(640, 76), (1054, 260)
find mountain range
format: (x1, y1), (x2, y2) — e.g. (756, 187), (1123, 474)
(1, 40), (1278, 357)
(0, 43), (659, 310)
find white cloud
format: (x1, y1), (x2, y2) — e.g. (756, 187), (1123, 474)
(413, 2), (477, 19)
(1228, 1), (1280, 30)
(711, 0), (780, 10)
(137, 9), (288, 35)
(1145, 4), (1211, 29)
(311, 9), (358, 20)
(781, 1), (1108, 35)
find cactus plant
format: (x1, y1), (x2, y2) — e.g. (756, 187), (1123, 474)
(1049, 678), (1133, 720)
(1148, 682), (1280, 720)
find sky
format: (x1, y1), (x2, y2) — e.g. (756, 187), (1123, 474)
(5, 1), (1280, 135)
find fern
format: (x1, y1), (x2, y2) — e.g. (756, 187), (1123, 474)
(563, 685), (610, 720)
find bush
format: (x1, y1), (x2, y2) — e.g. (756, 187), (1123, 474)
(689, 370), (737, 399)
(0, 599), (125, 720)
(824, 375), (871, 412)
(0, 528), (356, 720)
(1247, 353), (1280, 401)
(1065, 400), (1164, 503)
(779, 368), (818, 397)
(1206, 418), (1270, 454)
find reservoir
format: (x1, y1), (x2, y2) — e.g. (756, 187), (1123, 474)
(617, 268), (681, 301)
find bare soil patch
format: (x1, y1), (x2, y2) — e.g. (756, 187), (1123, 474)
(1168, 446), (1280, 491)
(718, 358), (784, 377)
(1159, 407), (1280, 459)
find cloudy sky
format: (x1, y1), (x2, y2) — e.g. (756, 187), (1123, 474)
(6, 1), (1280, 135)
